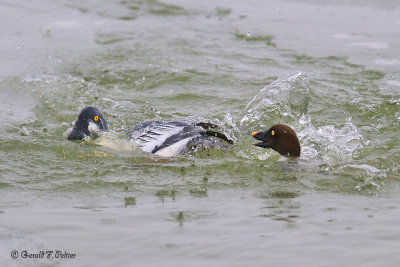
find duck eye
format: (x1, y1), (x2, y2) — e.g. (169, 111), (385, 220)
(271, 130), (275, 136)
(94, 116), (99, 122)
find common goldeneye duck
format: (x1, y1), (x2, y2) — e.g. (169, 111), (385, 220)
(68, 106), (233, 157)
(252, 124), (300, 157)
(68, 106), (108, 140)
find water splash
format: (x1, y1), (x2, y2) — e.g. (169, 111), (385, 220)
(236, 72), (310, 160)
(297, 117), (383, 192)
(92, 131), (140, 153)
(298, 117), (368, 161)
(239, 72), (370, 165)
(240, 72), (310, 128)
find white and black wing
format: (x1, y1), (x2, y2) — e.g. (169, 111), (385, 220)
(129, 121), (201, 155)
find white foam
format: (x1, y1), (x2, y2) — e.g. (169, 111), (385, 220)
(348, 42), (389, 49)
(331, 33), (352, 39)
(387, 80), (400, 87)
(93, 132), (139, 152)
(374, 59), (400, 66)
(88, 121), (100, 134)
(241, 72), (310, 127)
(298, 118), (367, 161)
(49, 20), (81, 29)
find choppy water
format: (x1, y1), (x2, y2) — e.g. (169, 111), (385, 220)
(1, 0), (400, 266)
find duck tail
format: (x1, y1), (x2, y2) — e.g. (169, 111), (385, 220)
(204, 130), (234, 144)
(196, 122), (234, 144)
(195, 122), (219, 129)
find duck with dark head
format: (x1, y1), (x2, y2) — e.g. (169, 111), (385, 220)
(68, 106), (108, 140)
(67, 106), (233, 157)
(252, 124), (300, 157)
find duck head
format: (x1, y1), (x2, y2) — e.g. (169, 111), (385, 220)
(252, 124), (300, 157)
(67, 106), (109, 140)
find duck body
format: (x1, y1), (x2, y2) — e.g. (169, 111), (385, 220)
(127, 121), (209, 156)
(68, 106), (232, 157)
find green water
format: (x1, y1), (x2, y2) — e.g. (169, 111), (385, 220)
(1, 0), (400, 266)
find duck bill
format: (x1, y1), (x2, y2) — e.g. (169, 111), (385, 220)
(252, 131), (269, 148)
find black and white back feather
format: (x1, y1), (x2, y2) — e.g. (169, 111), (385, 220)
(127, 121), (231, 157)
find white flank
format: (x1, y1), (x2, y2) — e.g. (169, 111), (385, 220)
(154, 137), (192, 157)
(132, 124), (185, 153)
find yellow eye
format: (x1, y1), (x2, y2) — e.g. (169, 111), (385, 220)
(94, 116), (99, 122)
(271, 130), (275, 136)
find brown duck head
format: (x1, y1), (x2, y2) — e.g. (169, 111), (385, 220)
(252, 124), (300, 157)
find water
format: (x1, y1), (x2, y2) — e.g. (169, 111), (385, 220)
(1, 0), (400, 266)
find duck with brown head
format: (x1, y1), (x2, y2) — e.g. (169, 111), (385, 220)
(252, 124), (300, 157)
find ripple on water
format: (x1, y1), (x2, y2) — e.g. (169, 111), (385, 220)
(0, 79), (37, 128)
